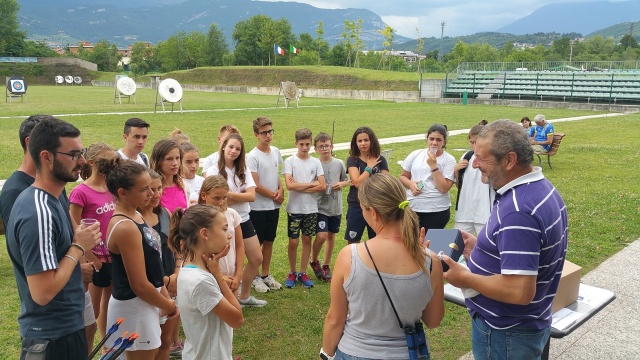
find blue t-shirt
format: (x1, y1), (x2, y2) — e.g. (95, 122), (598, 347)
(6, 186), (85, 338)
(533, 123), (555, 151)
(465, 168), (568, 330)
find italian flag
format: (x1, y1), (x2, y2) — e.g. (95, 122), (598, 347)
(290, 44), (300, 54)
(274, 44), (285, 56)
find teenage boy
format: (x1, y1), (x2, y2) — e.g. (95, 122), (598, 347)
(247, 117), (284, 292)
(310, 133), (349, 282)
(117, 118), (150, 167)
(283, 128), (326, 289)
(202, 124), (240, 176)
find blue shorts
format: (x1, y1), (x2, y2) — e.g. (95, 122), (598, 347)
(250, 209), (280, 243)
(317, 213), (341, 234)
(287, 213), (317, 239)
(344, 204), (375, 243)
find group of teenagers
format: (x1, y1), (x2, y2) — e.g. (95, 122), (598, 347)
(2, 112), (567, 360)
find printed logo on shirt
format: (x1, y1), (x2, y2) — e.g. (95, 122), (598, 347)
(95, 201), (116, 215)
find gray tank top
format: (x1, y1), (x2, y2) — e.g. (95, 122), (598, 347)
(338, 244), (434, 359)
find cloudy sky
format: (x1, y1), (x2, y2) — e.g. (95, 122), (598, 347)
(259, 0), (606, 38)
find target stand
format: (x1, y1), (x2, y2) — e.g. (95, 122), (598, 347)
(276, 81), (299, 108)
(6, 76), (28, 103)
(154, 78), (183, 114)
(114, 75), (137, 104)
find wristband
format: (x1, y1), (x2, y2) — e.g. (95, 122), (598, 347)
(320, 348), (335, 360)
(64, 254), (78, 265)
(91, 264), (99, 273)
(364, 166), (372, 174)
(70, 243), (85, 255)
(431, 167), (439, 173)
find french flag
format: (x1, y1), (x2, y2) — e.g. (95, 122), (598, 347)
(274, 44), (285, 56)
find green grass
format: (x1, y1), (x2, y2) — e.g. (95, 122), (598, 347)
(1, 85), (639, 359)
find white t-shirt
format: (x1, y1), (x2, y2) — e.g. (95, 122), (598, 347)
(205, 164), (256, 222)
(178, 266), (233, 360)
(219, 208), (242, 277)
(401, 149), (456, 212)
(283, 155), (324, 214)
(454, 154), (495, 224)
(117, 149), (149, 167)
(201, 152), (219, 176)
(184, 175), (205, 204)
(247, 146), (283, 211)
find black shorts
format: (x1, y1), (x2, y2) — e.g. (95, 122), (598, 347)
(240, 219), (257, 239)
(249, 209), (280, 244)
(416, 209), (451, 231)
(344, 204), (375, 243)
(20, 328), (87, 360)
(92, 262), (112, 288)
(317, 213), (341, 234)
(287, 213), (317, 239)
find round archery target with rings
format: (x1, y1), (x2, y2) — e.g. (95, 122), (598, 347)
(117, 77), (137, 96)
(7, 76), (27, 94)
(74, 76), (83, 85)
(55, 75), (64, 84)
(158, 78), (183, 103)
(65, 75), (74, 84)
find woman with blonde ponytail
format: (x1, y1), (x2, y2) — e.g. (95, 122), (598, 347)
(322, 173), (444, 360)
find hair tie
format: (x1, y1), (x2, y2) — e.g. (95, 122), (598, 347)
(398, 200), (410, 210)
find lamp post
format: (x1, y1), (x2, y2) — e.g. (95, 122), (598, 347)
(440, 21), (446, 62)
(569, 39), (575, 63)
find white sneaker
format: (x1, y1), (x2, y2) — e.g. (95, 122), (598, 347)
(238, 295), (267, 308)
(252, 276), (270, 293)
(262, 274), (282, 290)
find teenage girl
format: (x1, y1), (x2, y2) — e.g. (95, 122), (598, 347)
(169, 204), (244, 360)
(344, 126), (389, 243)
(68, 142), (117, 353)
(151, 139), (188, 213)
(103, 158), (178, 359)
(169, 128), (190, 146)
(198, 175), (245, 297)
(180, 142), (205, 205)
(208, 133), (265, 307)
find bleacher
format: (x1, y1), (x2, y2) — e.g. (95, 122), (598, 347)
(444, 62), (640, 104)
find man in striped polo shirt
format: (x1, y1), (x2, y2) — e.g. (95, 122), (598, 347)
(443, 120), (568, 360)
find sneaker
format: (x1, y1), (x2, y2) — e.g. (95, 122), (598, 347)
(310, 260), (324, 279)
(252, 276), (270, 293)
(285, 272), (297, 288)
(297, 272), (314, 289)
(322, 265), (332, 282)
(238, 295), (267, 308)
(262, 274), (282, 290)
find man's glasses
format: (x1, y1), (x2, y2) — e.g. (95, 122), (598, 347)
(258, 129), (275, 136)
(57, 148), (87, 161)
(316, 145), (331, 150)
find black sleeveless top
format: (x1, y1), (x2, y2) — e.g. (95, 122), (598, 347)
(110, 214), (165, 300)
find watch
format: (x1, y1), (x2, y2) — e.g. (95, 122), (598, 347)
(320, 348), (335, 360)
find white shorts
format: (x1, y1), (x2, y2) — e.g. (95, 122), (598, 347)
(84, 290), (96, 327)
(105, 289), (162, 351)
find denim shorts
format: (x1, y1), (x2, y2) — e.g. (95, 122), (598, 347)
(471, 314), (550, 360)
(335, 348), (429, 360)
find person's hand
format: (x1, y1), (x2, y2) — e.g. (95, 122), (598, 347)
(73, 222), (101, 254)
(409, 181), (422, 196)
(419, 227), (429, 249)
(80, 262), (93, 283)
(273, 188), (284, 205)
(231, 276), (241, 292)
(454, 159), (469, 175)
(459, 230), (477, 261)
(366, 155), (381, 169)
(160, 299), (179, 319)
(442, 255), (469, 288)
(202, 244), (231, 277)
(166, 273), (178, 295)
(426, 150), (437, 168)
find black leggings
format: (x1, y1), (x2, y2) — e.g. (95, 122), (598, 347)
(416, 209), (451, 231)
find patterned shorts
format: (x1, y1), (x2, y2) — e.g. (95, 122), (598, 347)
(287, 213), (317, 238)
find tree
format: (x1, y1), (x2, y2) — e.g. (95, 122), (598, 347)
(341, 19), (364, 67)
(22, 40), (58, 57)
(232, 15), (293, 66)
(315, 20), (329, 66)
(415, 28), (424, 73)
(130, 42), (158, 75)
(205, 23), (228, 66)
(157, 31), (206, 71)
(0, 0), (26, 56)
(78, 40), (121, 71)
(618, 34), (639, 50)
(377, 25), (395, 70)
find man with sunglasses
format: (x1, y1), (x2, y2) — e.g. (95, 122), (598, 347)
(6, 116), (101, 360)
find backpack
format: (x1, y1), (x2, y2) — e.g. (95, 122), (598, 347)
(140, 153), (150, 167)
(455, 150), (474, 211)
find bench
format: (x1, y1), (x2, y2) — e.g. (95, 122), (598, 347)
(534, 133), (565, 169)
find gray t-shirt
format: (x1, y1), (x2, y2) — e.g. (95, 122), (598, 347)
(6, 186), (84, 338)
(317, 158), (347, 217)
(338, 244), (434, 359)
(178, 266), (233, 360)
(247, 146), (283, 211)
(283, 155), (324, 214)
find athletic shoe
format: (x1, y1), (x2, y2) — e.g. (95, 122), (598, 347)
(285, 272), (297, 288)
(297, 272), (314, 289)
(252, 276), (270, 293)
(322, 265), (332, 282)
(262, 274), (282, 290)
(238, 295), (267, 308)
(310, 260), (324, 279)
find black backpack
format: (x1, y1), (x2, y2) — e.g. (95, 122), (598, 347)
(455, 150), (474, 211)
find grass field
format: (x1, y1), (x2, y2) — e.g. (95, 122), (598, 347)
(1, 85), (639, 359)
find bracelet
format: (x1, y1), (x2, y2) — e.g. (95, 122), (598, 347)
(70, 243), (85, 255)
(364, 166), (372, 174)
(64, 254), (78, 265)
(91, 264), (99, 273)
(431, 167), (439, 173)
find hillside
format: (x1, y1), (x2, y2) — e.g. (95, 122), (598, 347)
(589, 21), (640, 39)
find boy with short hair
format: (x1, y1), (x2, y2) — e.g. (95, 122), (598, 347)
(310, 133), (349, 282)
(283, 128), (326, 289)
(117, 117), (150, 167)
(202, 124), (240, 176)
(247, 116), (284, 292)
